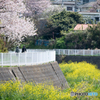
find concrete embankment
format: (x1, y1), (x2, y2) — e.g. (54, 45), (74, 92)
(0, 61), (69, 89)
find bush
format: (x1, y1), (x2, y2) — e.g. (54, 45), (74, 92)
(65, 31), (89, 49)
(55, 36), (66, 49)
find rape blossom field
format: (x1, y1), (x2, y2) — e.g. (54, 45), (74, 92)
(0, 61), (100, 100)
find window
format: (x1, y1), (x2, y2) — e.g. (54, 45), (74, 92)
(67, 7), (72, 10)
(62, 0), (75, 2)
(83, 0), (89, 4)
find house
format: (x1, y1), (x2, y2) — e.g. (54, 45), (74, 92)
(74, 24), (97, 31)
(77, 1), (100, 24)
(78, 1), (97, 12)
(51, 0), (97, 12)
(79, 12), (100, 24)
(51, 0), (100, 23)
(51, 0), (75, 12)
(78, 1), (100, 12)
(82, 0), (96, 4)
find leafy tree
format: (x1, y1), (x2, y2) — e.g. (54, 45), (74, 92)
(87, 23), (100, 49)
(55, 36), (66, 49)
(24, 0), (51, 16)
(65, 31), (88, 49)
(44, 10), (84, 39)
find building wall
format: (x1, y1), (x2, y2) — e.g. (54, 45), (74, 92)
(52, 0), (100, 23)
(52, 0), (75, 11)
(79, 12), (100, 24)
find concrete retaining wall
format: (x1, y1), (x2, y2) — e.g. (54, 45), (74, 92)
(0, 61), (68, 89)
(56, 55), (100, 69)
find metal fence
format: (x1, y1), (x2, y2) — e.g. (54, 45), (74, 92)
(17, 49), (100, 56)
(0, 50), (55, 67)
(19, 49), (100, 56)
(55, 49), (100, 56)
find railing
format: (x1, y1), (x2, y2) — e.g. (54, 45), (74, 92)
(18, 49), (100, 56)
(0, 50), (55, 67)
(55, 49), (100, 56)
(6, 49), (100, 67)
(19, 49), (100, 56)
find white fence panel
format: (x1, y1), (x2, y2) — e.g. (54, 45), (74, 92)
(54, 49), (100, 56)
(0, 50), (55, 67)
(9, 49), (100, 56)
(93, 50), (100, 56)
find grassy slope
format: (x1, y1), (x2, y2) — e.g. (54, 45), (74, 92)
(0, 62), (100, 100)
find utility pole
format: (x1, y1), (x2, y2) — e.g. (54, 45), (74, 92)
(75, 0), (77, 12)
(62, 0), (64, 7)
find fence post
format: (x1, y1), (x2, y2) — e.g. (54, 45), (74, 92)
(91, 50), (93, 56)
(54, 50), (56, 61)
(68, 49), (69, 55)
(1, 53), (3, 67)
(32, 52), (33, 65)
(25, 53), (27, 66)
(18, 53), (20, 66)
(83, 50), (85, 56)
(48, 51), (49, 62)
(58, 49), (60, 55)
(63, 49), (65, 55)
(49, 51), (50, 61)
(75, 50), (76, 55)
(36, 52), (38, 65)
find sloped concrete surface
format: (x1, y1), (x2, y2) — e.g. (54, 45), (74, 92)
(0, 61), (69, 89)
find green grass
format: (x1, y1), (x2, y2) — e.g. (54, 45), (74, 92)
(0, 65), (18, 67)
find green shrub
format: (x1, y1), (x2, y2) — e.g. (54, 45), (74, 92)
(0, 38), (8, 53)
(55, 36), (66, 49)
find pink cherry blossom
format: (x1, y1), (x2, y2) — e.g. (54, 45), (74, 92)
(0, 0), (36, 45)
(25, 0), (51, 16)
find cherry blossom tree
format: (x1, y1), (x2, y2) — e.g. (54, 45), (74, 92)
(90, 0), (100, 12)
(24, 0), (51, 18)
(0, 0), (36, 48)
(21, 0), (52, 45)
(40, 5), (64, 18)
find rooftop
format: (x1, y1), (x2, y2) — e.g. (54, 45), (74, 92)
(74, 24), (97, 30)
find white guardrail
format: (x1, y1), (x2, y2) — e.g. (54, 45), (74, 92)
(2, 49), (100, 67)
(23, 49), (100, 56)
(0, 50), (55, 67)
(55, 49), (100, 56)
